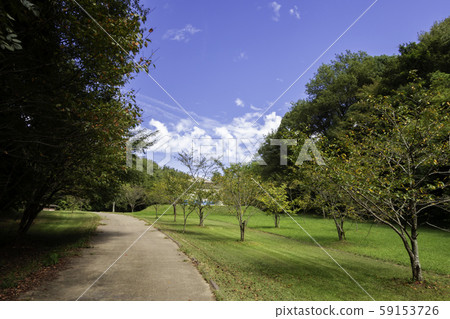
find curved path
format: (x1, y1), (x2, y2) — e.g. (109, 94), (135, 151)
(20, 212), (214, 301)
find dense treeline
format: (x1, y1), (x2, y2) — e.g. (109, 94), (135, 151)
(0, 0), (152, 233)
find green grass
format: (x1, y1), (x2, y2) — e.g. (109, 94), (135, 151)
(208, 206), (450, 275)
(130, 205), (450, 301)
(0, 211), (100, 295)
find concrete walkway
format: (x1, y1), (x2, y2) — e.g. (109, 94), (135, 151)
(20, 213), (215, 301)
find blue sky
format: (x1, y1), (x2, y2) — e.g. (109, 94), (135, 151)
(126, 0), (450, 168)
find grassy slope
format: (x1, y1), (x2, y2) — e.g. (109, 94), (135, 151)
(0, 211), (100, 295)
(131, 205), (450, 301)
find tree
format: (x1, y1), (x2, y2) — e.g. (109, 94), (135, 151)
(217, 163), (262, 241)
(276, 51), (385, 138)
(147, 180), (165, 217)
(0, 0), (153, 233)
(257, 182), (289, 228)
(159, 168), (187, 222)
(330, 73), (449, 281)
(177, 150), (218, 226)
(118, 184), (148, 213)
(314, 166), (358, 240)
(178, 174), (196, 233)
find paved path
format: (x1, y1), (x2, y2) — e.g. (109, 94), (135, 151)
(20, 213), (214, 301)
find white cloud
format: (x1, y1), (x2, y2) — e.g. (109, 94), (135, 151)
(214, 126), (234, 139)
(289, 5), (300, 19)
(234, 98), (245, 107)
(175, 118), (194, 133)
(270, 1), (281, 22)
(135, 94), (282, 166)
(149, 119), (170, 137)
(276, 78), (284, 82)
(145, 112), (282, 166)
(163, 24), (201, 42)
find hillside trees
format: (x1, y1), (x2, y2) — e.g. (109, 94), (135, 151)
(258, 51), (387, 178)
(0, 0), (153, 232)
(382, 17), (450, 91)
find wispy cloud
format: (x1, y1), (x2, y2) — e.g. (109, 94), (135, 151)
(162, 24), (201, 42)
(276, 78), (284, 82)
(270, 1), (281, 22)
(289, 5), (300, 19)
(234, 51), (248, 62)
(235, 98), (245, 107)
(250, 104), (263, 111)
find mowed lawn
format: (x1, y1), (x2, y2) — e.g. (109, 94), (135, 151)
(131, 205), (450, 301)
(0, 211), (100, 298)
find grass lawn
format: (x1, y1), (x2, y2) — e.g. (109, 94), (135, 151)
(130, 205), (450, 301)
(0, 211), (100, 299)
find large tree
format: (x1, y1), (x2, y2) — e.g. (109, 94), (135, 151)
(0, 0), (152, 233)
(329, 73), (449, 281)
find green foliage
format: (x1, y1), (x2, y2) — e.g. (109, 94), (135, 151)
(382, 17), (450, 90)
(56, 195), (91, 212)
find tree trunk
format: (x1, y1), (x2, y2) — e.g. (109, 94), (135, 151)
(274, 213), (280, 228)
(339, 218), (345, 240)
(155, 205), (158, 218)
(199, 208), (204, 226)
(410, 239), (423, 281)
(18, 186), (56, 234)
(19, 202), (43, 234)
(239, 220), (247, 241)
(395, 214), (423, 282)
(182, 206), (187, 233)
(173, 204), (177, 222)
(332, 214), (345, 241)
(410, 214), (423, 281)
